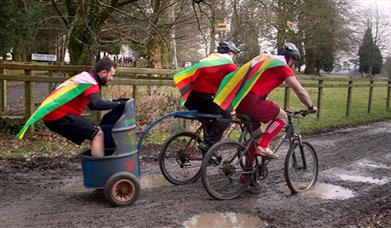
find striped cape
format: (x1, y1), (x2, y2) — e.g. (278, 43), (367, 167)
(214, 54), (287, 111)
(173, 53), (233, 106)
(17, 72), (97, 139)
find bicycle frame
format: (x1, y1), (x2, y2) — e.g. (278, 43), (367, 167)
(236, 110), (308, 169)
(200, 109), (317, 199)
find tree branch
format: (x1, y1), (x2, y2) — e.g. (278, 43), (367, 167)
(52, 0), (69, 28)
(116, 0), (140, 7)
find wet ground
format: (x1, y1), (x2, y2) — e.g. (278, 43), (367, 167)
(1, 121), (391, 227)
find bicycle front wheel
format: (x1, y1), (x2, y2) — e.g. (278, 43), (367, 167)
(201, 140), (252, 200)
(284, 141), (319, 194)
(158, 131), (203, 185)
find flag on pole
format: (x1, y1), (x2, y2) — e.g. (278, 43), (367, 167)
(217, 23), (230, 31)
(287, 21), (299, 33)
(173, 53), (233, 106)
(17, 72), (97, 139)
(213, 54), (287, 112)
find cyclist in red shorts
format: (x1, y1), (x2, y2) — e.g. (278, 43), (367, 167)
(236, 42), (317, 159)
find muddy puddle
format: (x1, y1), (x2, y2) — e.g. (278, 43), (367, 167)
(278, 182), (355, 200)
(336, 174), (389, 185)
(183, 212), (267, 228)
(356, 159), (390, 169)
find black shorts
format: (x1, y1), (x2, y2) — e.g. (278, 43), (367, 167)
(184, 91), (231, 119)
(44, 114), (100, 145)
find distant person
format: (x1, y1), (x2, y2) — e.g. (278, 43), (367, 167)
(17, 57), (126, 157)
(184, 62), (192, 69)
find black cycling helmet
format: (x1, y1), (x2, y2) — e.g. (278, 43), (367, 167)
(278, 42), (302, 62)
(217, 41), (240, 55)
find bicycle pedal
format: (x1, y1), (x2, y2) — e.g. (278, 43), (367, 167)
(182, 161), (191, 167)
(208, 155), (222, 166)
(258, 167), (268, 179)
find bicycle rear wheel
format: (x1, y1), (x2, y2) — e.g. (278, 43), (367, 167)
(201, 140), (252, 200)
(158, 131), (203, 185)
(284, 141), (319, 194)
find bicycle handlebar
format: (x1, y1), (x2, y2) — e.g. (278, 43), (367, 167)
(285, 110), (309, 118)
(233, 109), (312, 127)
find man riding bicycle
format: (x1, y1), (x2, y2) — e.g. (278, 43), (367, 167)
(238, 42), (317, 158)
(214, 42), (317, 159)
(173, 41), (239, 152)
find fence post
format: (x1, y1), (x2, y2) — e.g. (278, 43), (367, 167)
(0, 68), (7, 112)
(387, 79), (391, 111)
(346, 79), (353, 117)
(317, 79), (324, 119)
(48, 70), (54, 94)
(368, 79), (374, 113)
(283, 86), (290, 110)
(132, 85), (138, 107)
(24, 69), (35, 132)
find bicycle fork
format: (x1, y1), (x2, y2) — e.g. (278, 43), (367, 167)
(291, 135), (308, 170)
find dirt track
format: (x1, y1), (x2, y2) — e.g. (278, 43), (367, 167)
(1, 121), (391, 227)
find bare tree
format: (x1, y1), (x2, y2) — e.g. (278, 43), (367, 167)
(51, 0), (139, 65)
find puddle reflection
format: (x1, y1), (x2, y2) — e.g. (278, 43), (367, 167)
(337, 174), (389, 184)
(183, 212), (267, 228)
(278, 182), (355, 200)
(140, 176), (171, 189)
(355, 159), (390, 169)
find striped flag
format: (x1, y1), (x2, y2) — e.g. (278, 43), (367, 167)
(213, 54), (287, 112)
(17, 72), (97, 139)
(287, 21), (299, 33)
(173, 53), (233, 106)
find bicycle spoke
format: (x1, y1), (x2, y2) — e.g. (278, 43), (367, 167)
(159, 132), (203, 185)
(284, 142), (318, 193)
(202, 141), (252, 200)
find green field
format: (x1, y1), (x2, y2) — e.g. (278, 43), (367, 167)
(268, 84), (391, 134)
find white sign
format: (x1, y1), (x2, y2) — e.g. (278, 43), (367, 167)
(31, 53), (57, 62)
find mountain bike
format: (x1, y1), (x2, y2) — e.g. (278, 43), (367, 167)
(201, 110), (319, 200)
(158, 111), (236, 185)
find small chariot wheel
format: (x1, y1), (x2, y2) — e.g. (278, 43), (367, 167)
(104, 172), (140, 207)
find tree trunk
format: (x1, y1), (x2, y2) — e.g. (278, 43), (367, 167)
(61, 0), (134, 65)
(69, 32), (96, 65)
(169, 0), (178, 68)
(209, 27), (216, 54)
(68, 10), (100, 65)
(304, 49), (316, 74)
(159, 0), (171, 69)
(146, 36), (162, 68)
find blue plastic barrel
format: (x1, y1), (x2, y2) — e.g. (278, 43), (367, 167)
(80, 149), (140, 188)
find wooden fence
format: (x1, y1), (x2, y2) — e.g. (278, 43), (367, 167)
(0, 63), (390, 124)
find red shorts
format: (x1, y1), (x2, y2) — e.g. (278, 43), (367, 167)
(236, 93), (280, 128)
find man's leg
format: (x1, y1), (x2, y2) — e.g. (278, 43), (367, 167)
(185, 91), (232, 150)
(200, 102), (232, 149)
(256, 108), (288, 158)
(91, 128), (105, 157)
(258, 108), (287, 147)
(236, 95), (285, 158)
(44, 115), (104, 157)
